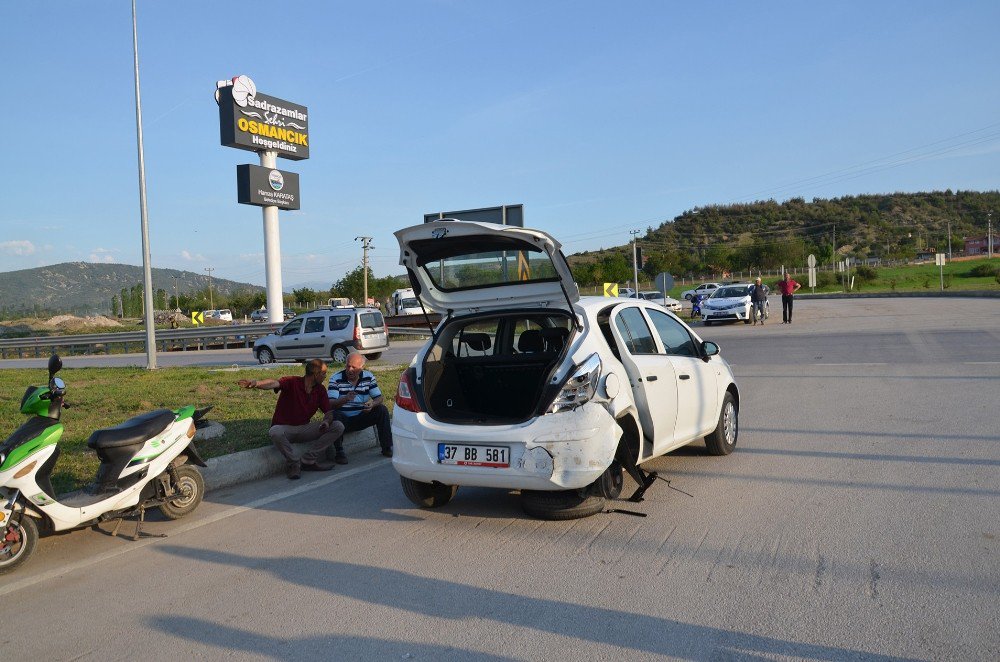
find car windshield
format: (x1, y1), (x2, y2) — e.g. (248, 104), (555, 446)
(400, 297), (419, 308)
(712, 286), (750, 298)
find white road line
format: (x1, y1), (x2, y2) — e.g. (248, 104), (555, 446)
(0, 460), (389, 598)
(814, 363), (888, 366)
(964, 361), (1000, 365)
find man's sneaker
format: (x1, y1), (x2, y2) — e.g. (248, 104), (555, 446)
(334, 449), (349, 465)
(287, 461), (302, 480)
(302, 460), (336, 472)
(381, 448), (393, 458)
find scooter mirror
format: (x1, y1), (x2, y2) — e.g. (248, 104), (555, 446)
(48, 354), (63, 377)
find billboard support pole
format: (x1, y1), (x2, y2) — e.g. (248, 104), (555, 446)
(260, 150), (283, 324)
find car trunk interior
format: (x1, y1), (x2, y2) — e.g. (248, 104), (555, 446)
(419, 311), (574, 424)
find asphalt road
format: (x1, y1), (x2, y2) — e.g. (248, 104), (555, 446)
(1, 298), (998, 660)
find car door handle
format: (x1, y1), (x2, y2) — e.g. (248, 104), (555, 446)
(679, 374), (690, 380)
(647, 375), (658, 382)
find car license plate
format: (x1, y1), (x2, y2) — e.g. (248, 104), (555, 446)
(438, 443), (510, 468)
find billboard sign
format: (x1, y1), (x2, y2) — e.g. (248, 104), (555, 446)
(424, 204), (523, 227)
(237, 164), (300, 210)
(218, 76), (309, 160)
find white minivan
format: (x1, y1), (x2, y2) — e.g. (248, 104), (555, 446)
(390, 220), (740, 519)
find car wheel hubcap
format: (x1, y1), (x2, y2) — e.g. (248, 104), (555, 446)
(723, 402), (737, 445)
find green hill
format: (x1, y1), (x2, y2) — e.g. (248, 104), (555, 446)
(570, 190), (999, 284)
(0, 262), (263, 317)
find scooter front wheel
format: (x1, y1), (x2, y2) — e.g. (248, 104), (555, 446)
(159, 465), (205, 520)
(0, 515), (38, 575)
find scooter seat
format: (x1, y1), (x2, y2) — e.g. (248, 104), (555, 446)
(87, 409), (176, 450)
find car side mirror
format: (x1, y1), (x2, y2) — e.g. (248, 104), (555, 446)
(48, 354), (63, 378)
(702, 341), (720, 361)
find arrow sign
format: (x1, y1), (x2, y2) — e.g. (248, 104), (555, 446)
(603, 282), (619, 297)
(191, 311), (204, 326)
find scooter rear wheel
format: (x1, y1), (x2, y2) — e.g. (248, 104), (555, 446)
(0, 515), (38, 575)
(159, 465), (205, 520)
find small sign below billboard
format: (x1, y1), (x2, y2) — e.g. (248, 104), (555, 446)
(935, 253), (946, 266)
(237, 164), (300, 210)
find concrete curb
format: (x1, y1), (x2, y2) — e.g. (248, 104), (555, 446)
(200, 427), (380, 492)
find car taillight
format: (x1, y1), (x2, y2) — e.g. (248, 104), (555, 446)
(353, 325), (361, 342)
(395, 371), (422, 413)
(384, 324), (389, 336)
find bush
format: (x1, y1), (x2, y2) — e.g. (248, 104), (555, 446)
(815, 271), (836, 288)
(854, 265), (878, 283)
(968, 263), (1000, 278)
(943, 274), (953, 289)
(889, 278), (898, 291)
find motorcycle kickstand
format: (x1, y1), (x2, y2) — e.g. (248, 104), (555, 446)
(132, 505), (167, 541)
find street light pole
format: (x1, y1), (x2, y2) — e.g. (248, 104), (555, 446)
(630, 230), (640, 295)
(131, 0), (156, 370)
(355, 236), (373, 305)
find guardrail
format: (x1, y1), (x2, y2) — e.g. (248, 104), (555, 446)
(0, 323), (435, 359)
(0, 323), (283, 359)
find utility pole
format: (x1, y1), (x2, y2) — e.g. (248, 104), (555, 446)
(630, 230), (640, 295)
(947, 221), (952, 261)
(356, 236), (373, 305)
(171, 275), (180, 311)
(204, 267), (215, 309)
(989, 211), (993, 259)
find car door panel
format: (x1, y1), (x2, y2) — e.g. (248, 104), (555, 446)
(608, 305), (678, 459)
(642, 307), (719, 442)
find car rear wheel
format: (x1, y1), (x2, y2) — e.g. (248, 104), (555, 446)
(400, 476), (457, 508)
(705, 392), (738, 455)
(521, 488), (606, 520)
(367, 352), (383, 361)
(331, 345), (350, 364)
(256, 347), (274, 364)
(685, 293), (692, 300)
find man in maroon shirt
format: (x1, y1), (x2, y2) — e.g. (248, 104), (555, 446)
(238, 359), (344, 479)
(776, 272), (801, 324)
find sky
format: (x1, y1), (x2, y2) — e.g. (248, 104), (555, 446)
(2, 0), (998, 289)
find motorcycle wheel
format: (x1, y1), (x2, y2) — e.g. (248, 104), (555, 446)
(159, 465), (205, 520)
(0, 515), (38, 575)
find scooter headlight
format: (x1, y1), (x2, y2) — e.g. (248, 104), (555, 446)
(549, 353), (602, 413)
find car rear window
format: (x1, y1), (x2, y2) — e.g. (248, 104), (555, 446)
(359, 312), (384, 328)
(714, 286), (749, 298)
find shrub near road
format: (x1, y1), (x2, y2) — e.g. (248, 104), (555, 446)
(0, 365), (404, 494)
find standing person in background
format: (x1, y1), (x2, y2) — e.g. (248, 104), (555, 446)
(749, 277), (769, 325)
(777, 272), (802, 324)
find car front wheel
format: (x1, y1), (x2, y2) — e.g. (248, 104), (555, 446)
(256, 347), (274, 364)
(705, 392), (738, 455)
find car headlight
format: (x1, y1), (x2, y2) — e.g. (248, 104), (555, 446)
(549, 353), (602, 413)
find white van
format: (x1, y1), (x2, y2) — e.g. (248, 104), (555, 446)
(387, 288), (423, 316)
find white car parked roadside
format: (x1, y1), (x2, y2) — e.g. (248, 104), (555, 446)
(638, 291), (682, 312)
(681, 282), (721, 301)
(701, 283), (769, 325)
(390, 220), (741, 520)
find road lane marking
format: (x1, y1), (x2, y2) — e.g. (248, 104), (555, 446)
(813, 363), (888, 366)
(964, 361), (1000, 365)
(0, 460), (390, 598)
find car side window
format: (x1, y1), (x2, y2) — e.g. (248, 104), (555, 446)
(614, 307), (658, 355)
(303, 317), (324, 333)
(280, 319), (303, 336)
(646, 309), (698, 357)
(329, 315), (351, 331)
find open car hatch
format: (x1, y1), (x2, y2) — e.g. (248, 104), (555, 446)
(395, 220), (580, 314)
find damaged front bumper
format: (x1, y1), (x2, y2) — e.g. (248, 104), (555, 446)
(391, 403), (619, 491)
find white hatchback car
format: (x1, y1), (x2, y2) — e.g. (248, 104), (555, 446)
(391, 220), (740, 519)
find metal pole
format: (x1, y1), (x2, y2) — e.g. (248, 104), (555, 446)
(172, 275), (179, 311)
(355, 236), (373, 305)
(131, 0), (156, 370)
(260, 150), (284, 323)
(204, 267), (215, 309)
(947, 221), (952, 260)
(630, 230), (640, 296)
